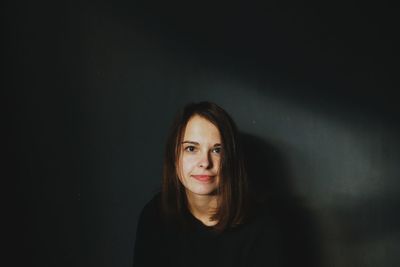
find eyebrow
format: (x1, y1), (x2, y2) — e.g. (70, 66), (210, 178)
(182, 141), (221, 147)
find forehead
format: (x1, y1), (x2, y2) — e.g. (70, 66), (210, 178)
(183, 115), (221, 142)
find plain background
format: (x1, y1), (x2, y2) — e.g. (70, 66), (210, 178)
(6, 1), (399, 266)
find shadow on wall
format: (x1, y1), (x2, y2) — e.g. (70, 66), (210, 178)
(241, 133), (322, 267)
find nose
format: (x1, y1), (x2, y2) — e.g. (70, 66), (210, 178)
(198, 151), (212, 169)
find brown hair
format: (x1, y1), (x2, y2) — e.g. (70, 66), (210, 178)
(161, 101), (249, 232)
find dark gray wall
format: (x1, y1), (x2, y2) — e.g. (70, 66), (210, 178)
(7, 1), (399, 266)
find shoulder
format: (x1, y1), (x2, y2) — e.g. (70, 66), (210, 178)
(134, 192), (166, 266)
(237, 199), (283, 243)
(135, 192), (165, 244)
(138, 192), (162, 225)
(227, 201), (284, 266)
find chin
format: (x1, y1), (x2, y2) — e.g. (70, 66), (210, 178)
(179, 177), (219, 196)
(186, 185), (218, 196)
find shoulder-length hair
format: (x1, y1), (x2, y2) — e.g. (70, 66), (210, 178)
(161, 101), (249, 232)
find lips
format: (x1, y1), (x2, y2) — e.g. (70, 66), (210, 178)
(191, 175), (215, 182)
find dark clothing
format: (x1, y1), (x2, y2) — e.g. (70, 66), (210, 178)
(133, 193), (283, 267)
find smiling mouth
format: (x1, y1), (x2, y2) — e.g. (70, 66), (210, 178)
(191, 175), (215, 182)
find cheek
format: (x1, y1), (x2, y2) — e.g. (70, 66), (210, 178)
(181, 155), (196, 175)
(212, 155), (221, 170)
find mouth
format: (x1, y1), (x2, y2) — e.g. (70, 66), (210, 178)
(191, 175), (215, 182)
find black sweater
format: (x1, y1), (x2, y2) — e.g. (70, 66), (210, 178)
(133, 193), (284, 267)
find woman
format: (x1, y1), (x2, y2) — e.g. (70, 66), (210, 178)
(133, 101), (282, 267)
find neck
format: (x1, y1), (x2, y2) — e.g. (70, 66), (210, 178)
(186, 192), (219, 226)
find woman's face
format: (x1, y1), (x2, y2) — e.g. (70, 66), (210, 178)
(177, 115), (222, 197)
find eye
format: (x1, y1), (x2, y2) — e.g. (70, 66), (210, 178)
(184, 145), (197, 152)
(212, 147), (222, 154)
